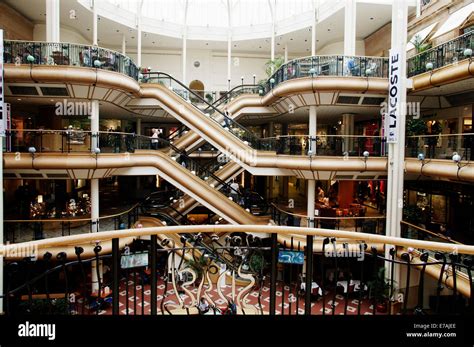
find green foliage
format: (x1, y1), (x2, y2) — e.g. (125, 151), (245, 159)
(19, 298), (69, 314)
(248, 252), (265, 274)
(265, 56), (285, 77)
(406, 117), (428, 136)
(367, 268), (392, 304)
(411, 34), (432, 53)
(186, 254), (208, 278)
(205, 93), (214, 103)
(403, 205), (424, 224)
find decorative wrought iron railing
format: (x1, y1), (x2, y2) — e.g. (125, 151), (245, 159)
(407, 31), (474, 77)
(1, 225), (473, 316)
(3, 40), (140, 80)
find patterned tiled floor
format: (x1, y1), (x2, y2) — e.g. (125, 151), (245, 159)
(99, 275), (383, 316)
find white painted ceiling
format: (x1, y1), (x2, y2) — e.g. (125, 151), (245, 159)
(5, 0), (414, 55)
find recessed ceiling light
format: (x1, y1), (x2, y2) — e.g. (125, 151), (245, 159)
(152, 41), (155, 44)
(327, 28), (331, 31)
(234, 44), (237, 47)
(304, 39), (307, 42)
(290, 38), (293, 40)
(259, 46), (262, 48)
(131, 36), (135, 39)
(370, 17), (374, 20)
(50, 99), (54, 102)
(17, 98), (22, 101)
(277, 43), (280, 45)
(87, 28), (90, 31)
(206, 43), (208, 45)
(116, 29), (120, 32)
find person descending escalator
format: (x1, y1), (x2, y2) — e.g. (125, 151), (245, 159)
(151, 128), (159, 150)
(229, 180), (240, 203)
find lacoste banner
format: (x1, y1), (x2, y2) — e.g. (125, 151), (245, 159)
(387, 47), (402, 143)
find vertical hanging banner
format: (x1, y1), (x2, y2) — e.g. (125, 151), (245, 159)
(387, 47), (402, 143)
(0, 29), (5, 136)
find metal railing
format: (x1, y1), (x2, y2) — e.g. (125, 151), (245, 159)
(262, 55), (389, 93)
(1, 225), (473, 316)
(271, 203), (386, 234)
(6, 130), (473, 162)
(3, 40), (140, 80)
(4, 204), (140, 242)
(407, 31), (474, 77)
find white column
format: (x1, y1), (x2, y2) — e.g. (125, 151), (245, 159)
(270, 26), (275, 69)
(90, 170), (101, 292)
(122, 34), (126, 55)
(227, 33), (232, 89)
(0, 136), (3, 313)
(92, 0), (98, 46)
(136, 118), (142, 136)
(182, 0), (189, 86)
(308, 106), (317, 227)
(344, 0), (356, 56)
(385, 0), (408, 290)
(90, 100), (99, 151)
(311, 0), (319, 56)
(284, 43), (288, 63)
(182, 32), (187, 85)
(137, 6), (142, 68)
(226, 0), (232, 89)
(46, 0), (60, 42)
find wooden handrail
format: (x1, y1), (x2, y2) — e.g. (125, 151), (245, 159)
(4, 203), (139, 223)
(1, 224), (474, 256)
(401, 220), (463, 245)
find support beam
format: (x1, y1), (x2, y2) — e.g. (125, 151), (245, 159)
(385, 0), (408, 292)
(92, 0), (97, 46)
(342, 113), (355, 153)
(136, 118), (142, 136)
(182, 0), (189, 85)
(0, 136), (3, 313)
(90, 100), (99, 151)
(311, 0), (319, 56)
(270, 0), (276, 73)
(344, 0), (356, 56)
(226, 0), (232, 90)
(136, 1), (143, 68)
(46, 0), (60, 42)
(122, 34), (126, 55)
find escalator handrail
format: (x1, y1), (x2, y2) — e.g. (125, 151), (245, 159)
(144, 71), (262, 147)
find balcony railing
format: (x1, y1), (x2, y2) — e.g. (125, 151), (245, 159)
(5, 130), (473, 163)
(1, 225), (473, 315)
(262, 55), (390, 93)
(3, 40), (140, 80)
(271, 203), (386, 234)
(407, 31), (474, 77)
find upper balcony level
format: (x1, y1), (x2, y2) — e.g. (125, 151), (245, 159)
(3, 29), (472, 93)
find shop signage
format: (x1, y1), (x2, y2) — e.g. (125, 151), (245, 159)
(386, 47), (402, 143)
(278, 250), (304, 265)
(120, 251), (149, 269)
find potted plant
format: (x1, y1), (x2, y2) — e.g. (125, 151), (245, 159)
(406, 116), (428, 156)
(205, 93), (213, 103)
(264, 56), (285, 77)
(368, 267), (393, 313)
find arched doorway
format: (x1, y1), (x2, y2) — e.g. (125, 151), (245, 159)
(189, 80), (205, 101)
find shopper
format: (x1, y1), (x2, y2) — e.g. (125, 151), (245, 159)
(151, 128), (159, 150)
